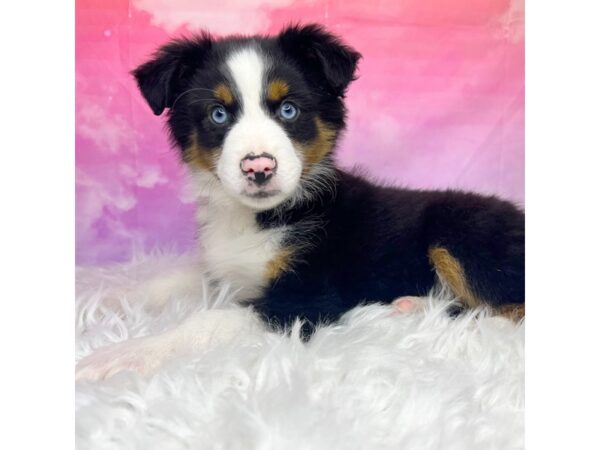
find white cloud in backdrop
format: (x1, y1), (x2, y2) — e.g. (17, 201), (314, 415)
(134, 0), (302, 34)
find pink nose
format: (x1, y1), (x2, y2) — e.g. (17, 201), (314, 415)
(240, 154), (277, 174)
(240, 153), (277, 186)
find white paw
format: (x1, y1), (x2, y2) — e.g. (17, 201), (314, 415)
(75, 335), (174, 382)
(391, 296), (425, 315)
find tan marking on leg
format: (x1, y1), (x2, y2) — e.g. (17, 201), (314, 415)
(267, 79), (289, 102)
(264, 248), (294, 283)
(428, 246), (483, 309)
(183, 131), (217, 173)
(214, 83), (234, 105)
(298, 118), (337, 175)
(496, 304), (525, 322)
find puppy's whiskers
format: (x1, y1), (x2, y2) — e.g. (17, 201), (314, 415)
(171, 87), (221, 110)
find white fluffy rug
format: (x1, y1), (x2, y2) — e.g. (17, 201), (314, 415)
(75, 252), (524, 450)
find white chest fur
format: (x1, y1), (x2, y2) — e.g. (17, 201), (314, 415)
(197, 197), (285, 301)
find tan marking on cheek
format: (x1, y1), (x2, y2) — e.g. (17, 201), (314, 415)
(428, 247), (483, 309)
(299, 118), (337, 174)
(183, 131), (218, 173)
(267, 79), (289, 102)
(264, 247), (295, 283)
(214, 83), (234, 105)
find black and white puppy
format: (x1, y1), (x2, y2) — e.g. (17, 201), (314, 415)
(76, 24), (524, 381)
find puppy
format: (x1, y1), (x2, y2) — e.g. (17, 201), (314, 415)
(76, 24), (524, 381)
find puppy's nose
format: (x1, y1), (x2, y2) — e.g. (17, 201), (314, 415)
(240, 153), (277, 186)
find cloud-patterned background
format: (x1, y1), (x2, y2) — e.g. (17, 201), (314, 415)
(76, 0), (524, 265)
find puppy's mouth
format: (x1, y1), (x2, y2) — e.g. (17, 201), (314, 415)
(242, 190), (282, 199)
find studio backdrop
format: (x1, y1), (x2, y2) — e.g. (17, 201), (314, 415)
(76, 0), (524, 265)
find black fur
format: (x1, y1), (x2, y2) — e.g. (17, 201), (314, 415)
(277, 23), (361, 97)
(252, 170), (524, 334)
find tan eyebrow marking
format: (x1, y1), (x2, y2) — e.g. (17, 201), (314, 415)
(267, 79), (290, 102)
(214, 83), (234, 105)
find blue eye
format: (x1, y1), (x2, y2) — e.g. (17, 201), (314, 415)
(278, 101), (299, 121)
(210, 106), (229, 125)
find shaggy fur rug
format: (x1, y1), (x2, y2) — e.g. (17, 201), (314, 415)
(75, 252), (524, 450)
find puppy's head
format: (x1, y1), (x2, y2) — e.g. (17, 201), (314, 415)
(133, 24), (360, 210)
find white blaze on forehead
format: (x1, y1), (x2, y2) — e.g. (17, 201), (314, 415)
(226, 47), (266, 115)
(217, 45), (302, 211)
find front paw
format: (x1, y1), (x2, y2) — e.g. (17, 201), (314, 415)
(75, 335), (173, 381)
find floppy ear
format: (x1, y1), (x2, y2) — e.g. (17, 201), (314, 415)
(132, 33), (213, 115)
(278, 24), (361, 97)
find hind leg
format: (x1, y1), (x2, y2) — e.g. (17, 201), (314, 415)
(428, 246), (524, 321)
(428, 247), (482, 308)
(421, 190), (525, 320)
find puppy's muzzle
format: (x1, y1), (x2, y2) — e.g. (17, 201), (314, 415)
(240, 153), (277, 187)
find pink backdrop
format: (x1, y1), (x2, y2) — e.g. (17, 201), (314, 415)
(76, 0), (524, 265)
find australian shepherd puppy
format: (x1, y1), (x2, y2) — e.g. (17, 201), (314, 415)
(76, 24), (524, 381)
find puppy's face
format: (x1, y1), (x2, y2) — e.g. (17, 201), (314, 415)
(133, 25), (360, 210)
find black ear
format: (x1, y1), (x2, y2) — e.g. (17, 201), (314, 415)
(132, 33), (213, 115)
(278, 24), (361, 97)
